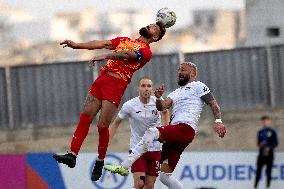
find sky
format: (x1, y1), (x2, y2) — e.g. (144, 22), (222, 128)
(2, 0), (245, 28)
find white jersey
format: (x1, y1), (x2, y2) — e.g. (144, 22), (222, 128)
(118, 96), (162, 151)
(168, 81), (210, 131)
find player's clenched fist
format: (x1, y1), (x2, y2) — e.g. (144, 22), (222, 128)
(154, 84), (165, 98)
(214, 123), (226, 138)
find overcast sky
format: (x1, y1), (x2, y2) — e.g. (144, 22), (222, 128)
(2, 0), (244, 28)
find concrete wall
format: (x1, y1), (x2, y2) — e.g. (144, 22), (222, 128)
(246, 0), (284, 46)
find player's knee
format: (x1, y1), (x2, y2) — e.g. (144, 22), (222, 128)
(82, 110), (96, 120)
(97, 122), (109, 128)
(98, 118), (112, 127)
(143, 127), (159, 145)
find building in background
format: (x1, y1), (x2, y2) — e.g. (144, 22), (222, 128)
(107, 9), (152, 38)
(0, 7), (53, 65)
(0, 7), (245, 65)
(49, 9), (152, 61)
(0, 7), (49, 44)
(50, 12), (82, 42)
(152, 9), (245, 53)
(245, 0), (284, 46)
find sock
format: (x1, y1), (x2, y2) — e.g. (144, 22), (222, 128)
(70, 113), (93, 155)
(96, 158), (104, 162)
(159, 172), (183, 189)
(97, 125), (110, 160)
(122, 127), (159, 169)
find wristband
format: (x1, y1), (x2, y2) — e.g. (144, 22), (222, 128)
(135, 51), (142, 61)
(156, 96), (162, 100)
(215, 119), (222, 123)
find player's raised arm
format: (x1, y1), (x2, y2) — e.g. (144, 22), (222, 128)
(201, 92), (226, 138)
(154, 84), (172, 111)
(89, 48), (152, 66)
(60, 39), (113, 50)
(109, 116), (123, 142)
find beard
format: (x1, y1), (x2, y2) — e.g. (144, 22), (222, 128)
(178, 75), (190, 86)
(139, 27), (153, 39)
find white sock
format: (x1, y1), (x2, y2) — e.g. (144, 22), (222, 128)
(159, 172), (183, 189)
(122, 127), (159, 169)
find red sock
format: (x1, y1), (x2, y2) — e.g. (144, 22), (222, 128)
(70, 113), (93, 155)
(97, 125), (110, 160)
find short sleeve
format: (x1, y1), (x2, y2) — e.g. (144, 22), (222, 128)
(195, 82), (211, 98)
(167, 91), (175, 101)
(138, 48), (152, 62)
(110, 37), (130, 50)
(118, 102), (131, 119)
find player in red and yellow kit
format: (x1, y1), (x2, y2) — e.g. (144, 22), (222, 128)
(53, 21), (166, 181)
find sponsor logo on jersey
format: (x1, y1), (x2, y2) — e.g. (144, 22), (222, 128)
(203, 86), (209, 92)
(185, 86), (191, 90)
(134, 44), (141, 51)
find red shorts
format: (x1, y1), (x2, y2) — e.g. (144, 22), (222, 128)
(89, 73), (128, 107)
(158, 123), (195, 170)
(131, 151), (161, 177)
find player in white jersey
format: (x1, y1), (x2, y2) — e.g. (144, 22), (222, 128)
(109, 77), (170, 189)
(105, 62), (226, 189)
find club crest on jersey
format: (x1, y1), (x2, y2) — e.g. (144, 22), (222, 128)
(152, 109), (158, 116)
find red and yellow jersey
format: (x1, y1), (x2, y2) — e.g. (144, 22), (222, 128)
(100, 37), (152, 83)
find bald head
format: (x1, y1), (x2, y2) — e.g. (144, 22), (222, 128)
(182, 62), (197, 74)
(178, 62), (197, 86)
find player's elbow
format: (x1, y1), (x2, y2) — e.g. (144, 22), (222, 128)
(93, 44), (106, 50)
(123, 51), (136, 60)
(102, 42), (113, 49)
(113, 121), (120, 128)
(90, 41), (112, 50)
(156, 103), (165, 111)
(157, 106), (164, 111)
(113, 117), (122, 127)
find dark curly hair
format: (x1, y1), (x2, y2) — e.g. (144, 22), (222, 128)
(156, 21), (166, 41)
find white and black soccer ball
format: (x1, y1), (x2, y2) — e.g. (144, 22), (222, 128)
(156, 7), (177, 28)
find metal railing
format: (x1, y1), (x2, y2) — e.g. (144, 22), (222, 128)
(0, 45), (283, 129)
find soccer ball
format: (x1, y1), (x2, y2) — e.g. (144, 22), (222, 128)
(156, 7), (177, 28)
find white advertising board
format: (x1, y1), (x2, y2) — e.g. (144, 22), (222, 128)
(59, 152), (284, 189)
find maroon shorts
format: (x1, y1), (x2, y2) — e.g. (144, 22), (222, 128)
(89, 73), (128, 107)
(131, 151), (161, 177)
(158, 123), (195, 170)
